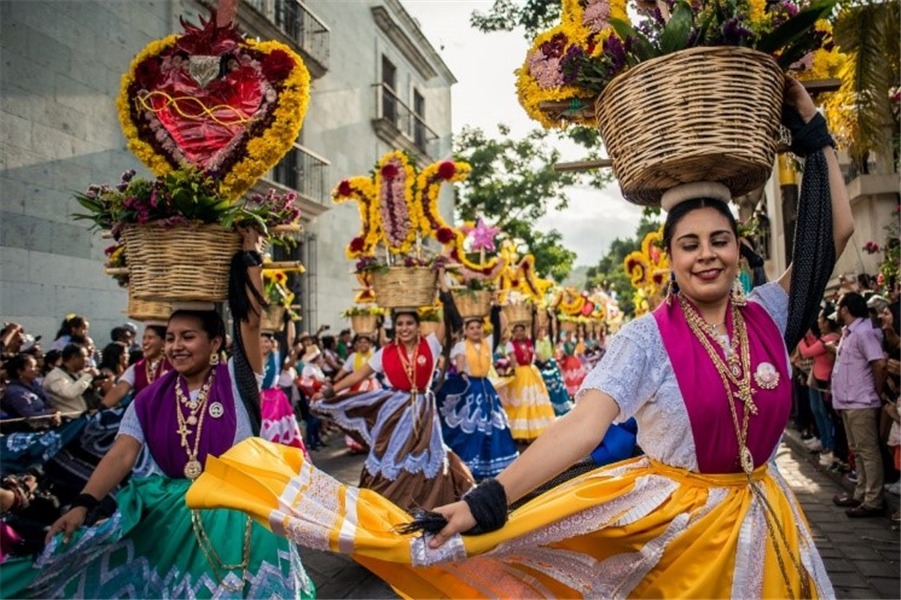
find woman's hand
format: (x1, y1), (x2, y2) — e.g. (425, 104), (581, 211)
(46, 507), (88, 544)
(784, 76), (817, 123)
(428, 501), (477, 548)
(238, 224), (265, 253)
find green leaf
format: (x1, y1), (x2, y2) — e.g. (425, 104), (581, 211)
(660, 1), (695, 54)
(756, 0), (836, 54)
(609, 18), (658, 61)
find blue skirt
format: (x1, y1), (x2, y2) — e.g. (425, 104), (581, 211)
(436, 374), (519, 480)
(537, 359), (573, 416)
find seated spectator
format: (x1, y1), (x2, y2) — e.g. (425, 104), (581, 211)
(0, 323), (26, 358)
(0, 354), (61, 430)
(38, 350), (62, 387)
(50, 315), (90, 352)
(96, 342), (129, 397)
(42, 344), (102, 417)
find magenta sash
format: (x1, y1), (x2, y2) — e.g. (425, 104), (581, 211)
(653, 297), (791, 474)
(132, 358), (172, 395)
(133, 363), (237, 479)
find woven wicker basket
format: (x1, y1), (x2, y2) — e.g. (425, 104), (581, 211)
(502, 303), (532, 327)
(371, 267), (437, 309)
(261, 305), (286, 332)
(595, 46), (784, 206)
(419, 321), (441, 337)
(559, 320), (578, 334)
(351, 314), (379, 335)
(126, 293), (172, 322)
(123, 224), (241, 302)
(452, 290), (492, 320)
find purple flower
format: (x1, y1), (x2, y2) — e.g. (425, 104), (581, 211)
(722, 18), (753, 44)
(561, 45), (587, 85)
(539, 32), (569, 59)
(121, 169), (136, 183)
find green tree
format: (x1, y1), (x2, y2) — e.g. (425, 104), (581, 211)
(454, 124), (596, 281)
(469, 0), (561, 39)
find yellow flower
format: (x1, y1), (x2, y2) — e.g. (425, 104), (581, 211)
(749, 0), (767, 25)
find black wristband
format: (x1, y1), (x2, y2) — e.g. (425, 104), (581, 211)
(71, 492), (100, 511)
(781, 107), (834, 156)
(241, 250), (264, 267)
(462, 478), (508, 535)
(322, 386), (336, 399)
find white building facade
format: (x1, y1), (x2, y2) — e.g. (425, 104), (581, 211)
(0, 0), (457, 343)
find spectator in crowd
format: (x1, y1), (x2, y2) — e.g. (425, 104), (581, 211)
(121, 322), (141, 353)
(1, 324), (26, 358)
(42, 344), (101, 418)
(867, 295), (891, 331)
(50, 315), (89, 352)
(831, 292), (888, 518)
(880, 302), (900, 354)
(799, 310), (842, 467)
(319, 335), (343, 378)
(97, 342), (129, 396)
(38, 350), (62, 383)
(1, 354), (61, 430)
(336, 329), (352, 361)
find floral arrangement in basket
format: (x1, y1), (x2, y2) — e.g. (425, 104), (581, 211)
(74, 167), (302, 241)
(117, 7), (310, 201)
(496, 241), (555, 305)
(104, 241), (129, 288)
(443, 217), (507, 288)
(518, 0), (839, 129)
(623, 227), (670, 308)
(333, 150), (470, 303)
(263, 264), (303, 322)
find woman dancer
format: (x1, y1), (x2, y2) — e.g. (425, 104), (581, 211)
(534, 325), (572, 415)
(558, 330), (587, 398)
(102, 324), (171, 408)
(5, 227), (314, 599)
(311, 274), (474, 511)
(437, 318), (519, 480)
(497, 323), (556, 441)
(260, 332), (306, 451)
(186, 79), (849, 598)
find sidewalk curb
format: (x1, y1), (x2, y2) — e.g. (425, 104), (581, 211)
(783, 428), (900, 513)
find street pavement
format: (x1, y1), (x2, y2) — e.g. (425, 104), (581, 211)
(300, 433), (900, 599)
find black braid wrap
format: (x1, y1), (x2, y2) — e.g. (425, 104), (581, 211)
(779, 105), (836, 350)
(228, 251), (269, 436)
(740, 243), (768, 288)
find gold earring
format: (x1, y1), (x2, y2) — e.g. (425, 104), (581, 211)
(209, 352), (220, 366)
(731, 277), (747, 307)
(665, 273), (678, 307)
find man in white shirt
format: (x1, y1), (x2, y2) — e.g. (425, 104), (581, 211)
(43, 343), (102, 417)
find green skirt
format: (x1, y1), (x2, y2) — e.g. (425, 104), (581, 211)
(2, 476), (315, 599)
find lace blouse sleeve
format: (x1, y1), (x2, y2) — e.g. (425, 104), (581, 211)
(116, 401), (145, 445)
(576, 316), (665, 421)
(748, 281), (789, 336)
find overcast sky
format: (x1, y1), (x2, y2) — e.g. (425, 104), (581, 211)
(400, 0), (644, 268)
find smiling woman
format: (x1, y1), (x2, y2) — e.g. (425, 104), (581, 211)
(2, 227), (315, 599)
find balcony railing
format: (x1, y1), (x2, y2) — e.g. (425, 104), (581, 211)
(373, 83), (439, 157)
(268, 143), (331, 205)
(243, 0), (329, 74)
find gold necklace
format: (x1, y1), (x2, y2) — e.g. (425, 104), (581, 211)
(678, 294), (756, 474)
(191, 509), (251, 592)
(175, 370), (215, 480)
(396, 338), (422, 394)
(678, 294), (812, 599)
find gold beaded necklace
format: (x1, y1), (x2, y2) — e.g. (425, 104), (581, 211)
(174, 369), (215, 480)
(677, 294), (757, 475)
(677, 293), (812, 599)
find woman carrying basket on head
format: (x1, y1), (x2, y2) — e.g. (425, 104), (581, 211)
(310, 269), (475, 511)
(186, 79), (850, 599)
(3, 227), (314, 599)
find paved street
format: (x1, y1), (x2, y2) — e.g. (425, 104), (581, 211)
(301, 433), (900, 599)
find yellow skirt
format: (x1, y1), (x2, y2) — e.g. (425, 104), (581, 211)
(496, 365), (556, 440)
(187, 439), (833, 600)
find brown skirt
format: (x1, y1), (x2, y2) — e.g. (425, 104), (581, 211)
(314, 387), (474, 512)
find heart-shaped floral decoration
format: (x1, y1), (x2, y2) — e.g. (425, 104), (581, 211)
(117, 11), (310, 201)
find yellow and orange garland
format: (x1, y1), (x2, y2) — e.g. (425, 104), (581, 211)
(623, 227), (670, 308)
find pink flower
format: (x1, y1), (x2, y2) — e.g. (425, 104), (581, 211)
(790, 53), (815, 72)
(528, 51), (565, 89)
(582, 0), (611, 33)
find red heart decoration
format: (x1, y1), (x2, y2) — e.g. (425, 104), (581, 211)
(118, 11), (309, 201)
